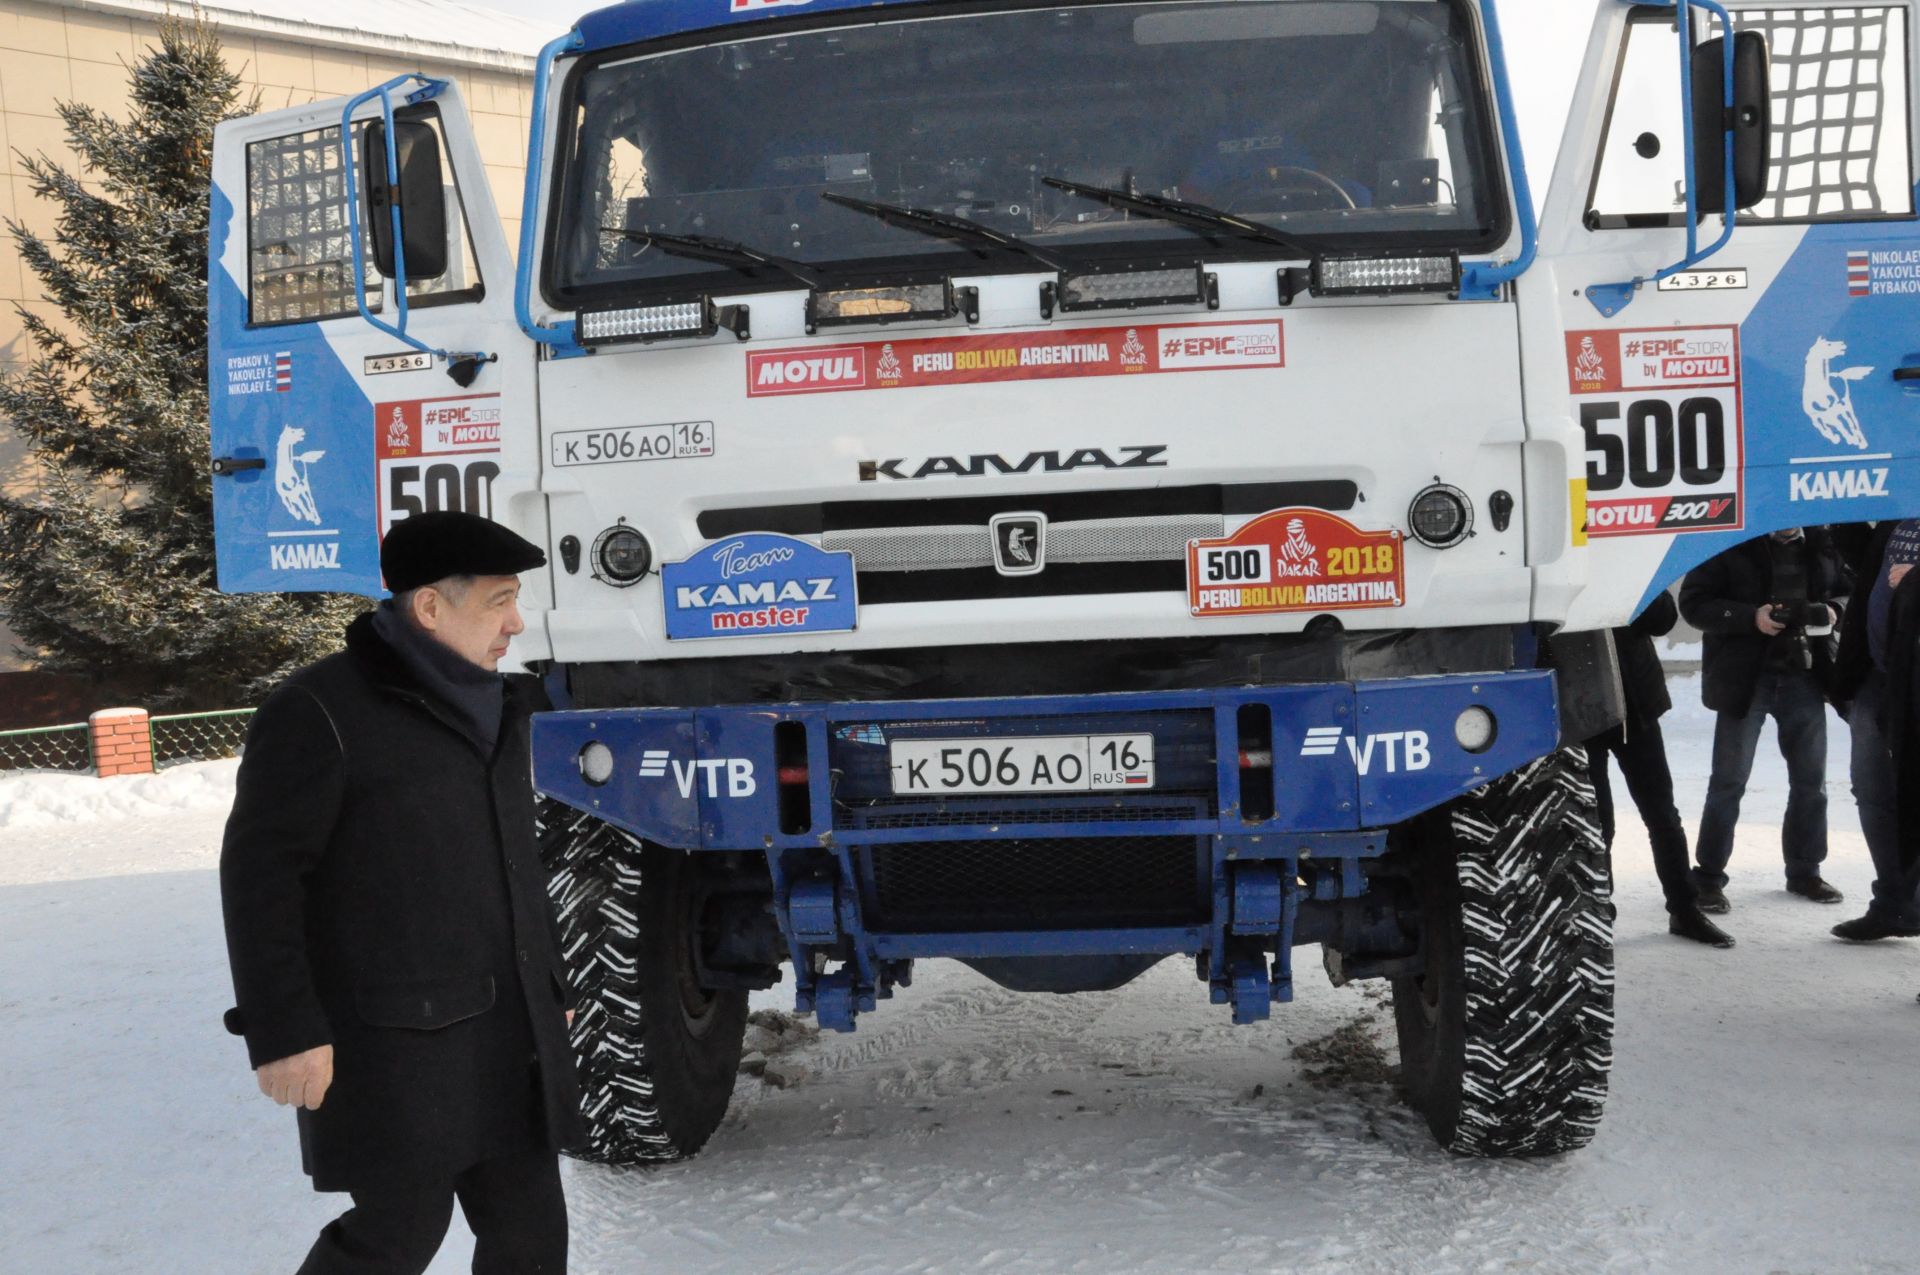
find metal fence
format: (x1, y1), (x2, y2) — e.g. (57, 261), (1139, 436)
(0, 722), (92, 774)
(152, 709), (255, 768)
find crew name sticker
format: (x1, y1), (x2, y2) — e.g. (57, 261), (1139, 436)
(745, 320), (1283, 398)
(376, 394), (504, 538)
(662, 533), (857, 640)
(1564, 326), (1745, 538)
(1188, 509), (1405, 617)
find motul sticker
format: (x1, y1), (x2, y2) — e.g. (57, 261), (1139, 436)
(375, 394), (503, 539)
(745, 321), (1283, 398)
(1564, 327), (1745, 539)
(1187, 510), (1404, 617)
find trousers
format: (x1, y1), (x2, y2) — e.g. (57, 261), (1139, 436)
(1691, 668), (1830, 890)
(296, 1148), (567, 1275)
(1586, 718), (1697, 913)
(1851, 671), (1920, 925)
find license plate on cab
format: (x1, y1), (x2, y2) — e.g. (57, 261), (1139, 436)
(888, 734), (1155, 795)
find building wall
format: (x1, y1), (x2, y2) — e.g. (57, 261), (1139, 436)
(0, 0), (532, 669)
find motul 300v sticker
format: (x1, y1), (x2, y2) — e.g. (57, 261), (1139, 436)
(1564, 327), (1745, 538)
(745, 320), (1283, 398)
(376, 394), (504, 538)
(662, 532), (857, 640)
(1188, 510), (1404, 617)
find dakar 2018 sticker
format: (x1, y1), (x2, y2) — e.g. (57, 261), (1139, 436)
(375, 394), (504, 540)
(1187, 509), (1404, 618)
(1563, 327), (1745, 539)
(745, 321), (1283, 398)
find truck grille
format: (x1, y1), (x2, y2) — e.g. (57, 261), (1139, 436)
(697, 480), (1358, 604)
(845, 794), (1216, 827)
(860, 835), (1207, 932)
(823, 515), (1222, 572)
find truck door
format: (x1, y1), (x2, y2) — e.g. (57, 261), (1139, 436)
(1526, 0), (1920, 630)
(206, 81), (542, 620)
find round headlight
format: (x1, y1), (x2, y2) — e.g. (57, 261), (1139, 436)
(1409, 484), (1474, 549)
(592, 525), (652, 586)
(578, 741), (615, 785)
(1454, 706), (1497, 754)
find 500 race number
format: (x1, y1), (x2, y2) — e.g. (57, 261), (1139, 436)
(1578, 393), (1742, 537)
(1581, 398), (1728, 492)
(380, 457), (500, 533)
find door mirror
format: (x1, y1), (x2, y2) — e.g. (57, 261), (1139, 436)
(362, 118), (449, 281)
(1691, 31), (1772, 216)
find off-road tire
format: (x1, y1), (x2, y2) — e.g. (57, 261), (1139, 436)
(1391, 747), (1615, 1157)
(537, 799), (749, 1164)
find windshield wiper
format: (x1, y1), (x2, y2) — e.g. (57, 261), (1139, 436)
(1040, 177), (1315, 259)
(600, 226), (824, 291)
(821, 193), (1078, 274)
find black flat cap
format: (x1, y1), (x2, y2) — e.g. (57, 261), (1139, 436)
(382, 511), (546, 594)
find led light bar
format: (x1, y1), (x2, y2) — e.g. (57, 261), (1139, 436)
(1311, 254), (1460, 298)
(578, 298), (750, 346)
(1054, 265), (1217, 314)
(809, 281), (959, 329)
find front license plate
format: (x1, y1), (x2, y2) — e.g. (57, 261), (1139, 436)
(888, 734), (1155, 795)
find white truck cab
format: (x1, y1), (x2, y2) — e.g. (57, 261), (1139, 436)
(208, 0), (1920, 1162)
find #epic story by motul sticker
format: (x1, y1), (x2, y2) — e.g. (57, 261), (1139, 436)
(375, 393), (505, 542)
(745, 320), (1284, 397)
(1562, 327), (1745, 539)
(1187, 509), (1405, 618)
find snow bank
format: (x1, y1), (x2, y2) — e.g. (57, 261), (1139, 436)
(0, 759), (238, 831)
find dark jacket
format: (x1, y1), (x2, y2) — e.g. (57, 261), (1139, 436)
(1829, 521), (1893, 711)
(219, 613), (583, 1191)
(1883, 545), (1920, 878)
(1678, 530), (1850, 717)
(1615, 590), (1678, 733)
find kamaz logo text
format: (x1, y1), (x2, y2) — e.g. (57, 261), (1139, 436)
(674, 578), (837, 608)
(268, 541), (340, 570)
(1300, 728), (1432, 774)
(1791, 467), (1889, 501)
(859, 445), (1169, 482)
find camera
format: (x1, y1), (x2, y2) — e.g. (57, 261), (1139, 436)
(1769, 601), (1834, 636)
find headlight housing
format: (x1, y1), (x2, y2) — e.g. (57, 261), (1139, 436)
(592, 524), (652, 586)
(1408, 484), (1474, 549)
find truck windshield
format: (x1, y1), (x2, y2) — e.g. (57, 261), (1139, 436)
(550, 0), (1506, 302)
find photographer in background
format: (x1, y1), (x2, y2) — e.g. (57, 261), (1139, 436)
(1586, 590), (1735, 948)
(1680, 527), (1851, 912)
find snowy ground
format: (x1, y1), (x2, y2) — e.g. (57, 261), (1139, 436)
(3, 675), (1918, 1274)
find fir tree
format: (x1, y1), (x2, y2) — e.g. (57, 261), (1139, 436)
(0, 14), (365, 709)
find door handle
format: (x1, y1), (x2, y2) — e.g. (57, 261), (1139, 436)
(210, 456), (266, 477)
(1894, 366), (1920, 382)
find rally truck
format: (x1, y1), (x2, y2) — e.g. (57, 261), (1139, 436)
(208, 0), (1920, 1159)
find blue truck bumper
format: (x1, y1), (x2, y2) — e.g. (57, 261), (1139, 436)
(533, 670), (1560, 1030)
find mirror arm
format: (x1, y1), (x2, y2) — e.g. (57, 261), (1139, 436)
(340, 74), (497, 380)
(1585, 0), (1740, 317)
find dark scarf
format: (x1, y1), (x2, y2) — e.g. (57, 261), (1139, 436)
(369, 600), (504, 754)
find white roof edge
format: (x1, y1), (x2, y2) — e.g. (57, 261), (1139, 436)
(61, 0), (544, 75)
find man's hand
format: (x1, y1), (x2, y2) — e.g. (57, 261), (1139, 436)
(1892, 564), (1913, 591)
(256, 1044), (334, 1110)
(565, 1010), (575, 1029)
(1756, 605), (1787, 636)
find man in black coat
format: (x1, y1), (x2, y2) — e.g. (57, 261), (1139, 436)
(1679, 526), (1851, 911)
(1585, 590), (1734, 947)
(1827, 519), (1920, 942)
(220, 512), (583, 1274)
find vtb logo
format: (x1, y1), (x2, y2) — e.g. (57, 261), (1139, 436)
(990, 511), (1047, 577)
